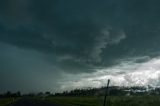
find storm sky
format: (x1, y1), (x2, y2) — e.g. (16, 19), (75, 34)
(1, 0), (160, 93)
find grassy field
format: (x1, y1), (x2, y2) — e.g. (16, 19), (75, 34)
(1, 96), (160, 106)
(46, 96), (160, 106)
(0, 98), (20, 106)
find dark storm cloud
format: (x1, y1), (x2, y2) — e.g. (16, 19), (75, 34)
(1, 0), (160, 92)
(0, 0), (160, 71)
(0, 0), (127, 72)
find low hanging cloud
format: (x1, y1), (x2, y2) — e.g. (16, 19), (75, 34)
(59, 56), (160, 91)
(90, 28), (126, 63)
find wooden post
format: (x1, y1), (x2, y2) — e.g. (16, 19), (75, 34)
(103, 79), (110, 106)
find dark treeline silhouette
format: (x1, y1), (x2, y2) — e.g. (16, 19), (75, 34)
(0, 91), (21, 98)
(1, 86), (160, 98)
(54, 86), (160, 96)
(54, 86), (128, 96)
(0, 91), (53, 98)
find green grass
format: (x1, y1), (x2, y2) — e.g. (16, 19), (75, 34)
(1, 96), (160, 106)
(0, 98), (20, 106)
(47, 96), (103, 106)
(46, 96), (160, 106)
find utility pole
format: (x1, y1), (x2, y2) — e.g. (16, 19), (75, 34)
(103, 79), (110, 106)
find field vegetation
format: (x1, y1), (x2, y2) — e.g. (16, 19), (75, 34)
(46, 96), (160, 106)
(0, 98), (20, 106)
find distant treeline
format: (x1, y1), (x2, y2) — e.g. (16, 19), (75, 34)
(1, 86), (160, 98)
(54, 86), (160, 96)
(0, 91), (52, 98)
(0, 91), (21, 98)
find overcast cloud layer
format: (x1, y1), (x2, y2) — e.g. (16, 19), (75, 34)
(1, 0), (160, 93)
